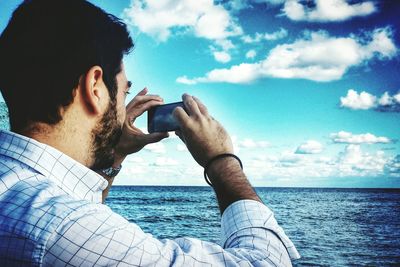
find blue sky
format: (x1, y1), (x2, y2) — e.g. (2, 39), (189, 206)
(1, 0), (399, 187)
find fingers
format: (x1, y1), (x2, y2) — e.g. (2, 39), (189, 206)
(136, 87), (148, 97)
(192, 96), (209, 116)
(182, 94), (201, 119)
(128, 99), (163, 123)
(127, 94), (163, 110)
(144, 132), (169, 144)
(126, 86), (162, 110)
(175, 130), (186, 144)
(135, 94), (163, 104)
(127, 87), (148, 109)
(173, 106), (190, 126)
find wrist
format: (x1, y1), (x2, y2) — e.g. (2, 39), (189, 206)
(206, 156), (243, 184)
(206, 156), (261, 214)
(113, 153), (126, 168)
(99, 165), (122, 180)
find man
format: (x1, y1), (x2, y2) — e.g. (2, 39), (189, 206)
(0, 0), (300, 266)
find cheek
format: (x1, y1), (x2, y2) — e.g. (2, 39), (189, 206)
(115, 92), (126, 125)
(118, 103), (126, 125)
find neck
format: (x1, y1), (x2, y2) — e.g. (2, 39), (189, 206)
(19, 120), (94, 168)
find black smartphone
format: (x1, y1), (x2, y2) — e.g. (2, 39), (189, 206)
(147, 102), (186, 133)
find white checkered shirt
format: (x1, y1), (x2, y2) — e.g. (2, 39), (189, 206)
(0, 130), (300, 266)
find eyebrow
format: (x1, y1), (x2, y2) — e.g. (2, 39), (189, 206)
(127, 81), (132, 89)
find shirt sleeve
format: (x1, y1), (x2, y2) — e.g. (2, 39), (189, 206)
(43, 200), (300, 267)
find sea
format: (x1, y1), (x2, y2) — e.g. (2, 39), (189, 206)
(106, 186), (400, 267)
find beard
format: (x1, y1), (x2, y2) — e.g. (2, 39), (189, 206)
(90, 99), (123, 170)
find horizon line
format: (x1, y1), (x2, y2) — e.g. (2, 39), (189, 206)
(111, 185), (400, 189)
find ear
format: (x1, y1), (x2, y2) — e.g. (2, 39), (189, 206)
(81, 66), (110, 115)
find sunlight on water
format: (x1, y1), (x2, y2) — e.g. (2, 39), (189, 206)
(106, 186), (400, 266)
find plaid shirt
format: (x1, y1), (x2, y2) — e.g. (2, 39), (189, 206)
(0, 130), (300, 266)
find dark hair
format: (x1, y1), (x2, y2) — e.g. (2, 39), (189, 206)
(0, 0), (134, 132)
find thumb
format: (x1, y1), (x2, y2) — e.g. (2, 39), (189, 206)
(144, 132), (169, 144)
(175, 130), (186, 144)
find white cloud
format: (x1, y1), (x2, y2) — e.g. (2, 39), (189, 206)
(246, 49), (257, 59)
(239, 138), (269, 149)
(213, 51), (231, 63)
(241, 28), (288, 43)
(195, 5), (243, 40)
(204, 63), (261, 83)
(365, 28), (398, 59)
(176, 76), (197, 85)
(279, 152), (304, 167)
(336, 144), (387, 176)
(384, 155), (400, 177)
(254, 142), (398, 180)
(123, 0), (242, 42)
(143, 142), (166, 154)
(117, 155), (205, 185)
(340, 89), (400, 112)
(247, 151), (333, 178)
(260, 28), (397, 82)
(177, 63), (262, 84)
(243, 143), (394, 180)
(139, 127), (149, 134)
(239, 138), (257, 148)
(177, 28), (397, 84)
(340, 89), (377, 110)
(330, 131), (391, 144)
(177, 144), (187, 151)
(124, 0), (242, 63)
(254, 0), (286, 5)
(226, 0), (286, 11)
(378, 92), (392, 106)
(283, 0), (305, 20)
(283, 0), (376, 22)
(118, 142), (397, 185)
(154, 157), (178, 166)
(295, 140), (323, 154)
(226, 0), (251, 11)
(394, 93), (400, 103)
(122, 165), (148, 175)
(168, 131), (179, 139)
(231, 136), (269, 154)
(258, 141), (269, 148)
(377, 92), (400, 112)
(126, 156), (144, 163)
(209, 38), (236, 63)
(215, 39), (235, 51)
(231, 135), (241, 153)
(264, 28), (288, 40)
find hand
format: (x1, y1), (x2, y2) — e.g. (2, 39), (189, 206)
(114, 88), (169, 159)
(173, 94), (233, 167)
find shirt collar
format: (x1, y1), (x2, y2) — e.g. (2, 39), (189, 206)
(0, 130), (108, 203)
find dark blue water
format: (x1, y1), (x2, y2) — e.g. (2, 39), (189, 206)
(106, 186), (400, 266)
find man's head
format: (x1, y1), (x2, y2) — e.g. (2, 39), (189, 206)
(90, 65), (132, 170)
(0, 0), (134, 168)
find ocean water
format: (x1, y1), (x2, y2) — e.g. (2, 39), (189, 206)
(106, 186), (400, 266)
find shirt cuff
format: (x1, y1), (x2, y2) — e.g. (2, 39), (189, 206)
(221, 199), (301, 260)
